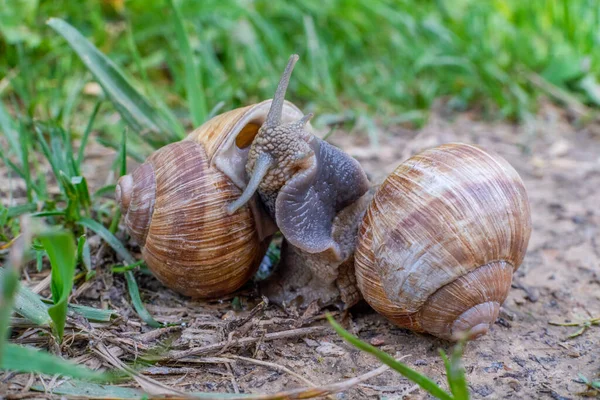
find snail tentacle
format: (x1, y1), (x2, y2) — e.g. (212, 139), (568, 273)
(227, 153), (274, 215)
(264, 54), (299, 127)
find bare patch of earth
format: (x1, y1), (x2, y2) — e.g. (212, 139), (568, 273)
(2, 104), (599, 399)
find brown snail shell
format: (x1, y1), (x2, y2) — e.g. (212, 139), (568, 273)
(116, 100), (307, 298)
(355, 143), (531, 340)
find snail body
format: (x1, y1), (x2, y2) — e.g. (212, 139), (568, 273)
(355, 143), (531, 340)
(116, 100), (307, 298)
(226, 55), (370, 308)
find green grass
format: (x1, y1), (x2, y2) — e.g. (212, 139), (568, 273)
(1, 343), (108, 381)
(0, 222), (108, 382)
(0, 17), (162, 379)
(577, 373), (600, 396)
(38, 229), (76, 341)
(328, 315), (469, 400)
(3, 0), (600, 133)
(549, 316), (600, 339)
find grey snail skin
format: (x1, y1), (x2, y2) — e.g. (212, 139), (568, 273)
(226, 55), (371, 309)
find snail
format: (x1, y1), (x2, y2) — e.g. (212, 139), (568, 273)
(223, 56), (531, 342)
(116, 89), (310, 298)
(225, 55), (371, 308)
(354, 143), (532, 340)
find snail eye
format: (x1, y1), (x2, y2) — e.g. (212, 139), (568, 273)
(236, 122), (261, 149)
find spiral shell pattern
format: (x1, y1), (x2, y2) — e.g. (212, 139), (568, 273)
(355, 143), (531, 340)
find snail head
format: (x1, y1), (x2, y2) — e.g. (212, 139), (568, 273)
(227, 54), (369, 257)
(226, 54), (315, 216)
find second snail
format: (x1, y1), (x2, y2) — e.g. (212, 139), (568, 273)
(117, 55), (531, 341)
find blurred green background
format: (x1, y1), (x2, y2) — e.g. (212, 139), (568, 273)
(2, 0), (600, 139)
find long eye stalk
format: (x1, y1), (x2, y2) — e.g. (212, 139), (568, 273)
(227, 54), (301, 214)
(264, 54), (299, 127)
(226, 153), (274, 215)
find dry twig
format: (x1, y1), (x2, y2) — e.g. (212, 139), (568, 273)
(160, 325), (329, 362)
(179, 356), (404, 400)
(93, 342), (186, 396)
(225, 355), (337, 400)
(226, 356), (315, 388)
(30, 275), (51, 295)
(549, 316), (600, 339)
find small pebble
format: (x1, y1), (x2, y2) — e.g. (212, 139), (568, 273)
(484, 361), (504, 373)
(496, 317), (511, 328)
(315, 342), (346, 357)
(369, 335), (386, 346)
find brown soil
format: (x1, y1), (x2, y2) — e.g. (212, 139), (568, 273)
(2, 104), (599, 399)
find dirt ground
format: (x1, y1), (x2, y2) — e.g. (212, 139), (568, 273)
(2, 103), (600, 399)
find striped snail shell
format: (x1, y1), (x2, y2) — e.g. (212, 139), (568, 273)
(355, 143), (532, 340)
(116, 100), (307, 298)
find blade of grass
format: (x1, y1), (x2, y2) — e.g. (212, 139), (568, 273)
(18, 123), (33, 202)
(31, 381), (144, 399)
(124, 271), (161, 328)
(72, 175), (92, 216)
(124, 19), (185, 139)
(112, 259), (145, 273)
(76, 218), (161, 327)
(65, 127), (80, 176)
(76, 100), (102, 169)
(77, 218), (133, 263)
(96, 136), (147, 163)
(0, 205), (8, 237)
(0, 152), (26, 180)
(32, 210), (66, 218)
(1, 343), (107, 381)
(50, 127), (71, 177)
(0, 245), (24, 363)
(38, 299), (117, 323)
(76, 234), (92, 274)
(449, 343), (468, 398)
(35, 249), (43, 272)
(167, 0), (207, 126)
(0, 268), (52, 326)
(0, 101), (21, 160)
(109, 128), (126, 233)
(14, 288), (52, 326)
(303, 15), (338, 108)
(67, 303), (116, 322)
(58, 171), (81, 222)
(7, 203), (38, 218)
(0, 218), (32, 364)
(34, 125), (63, 194)
(38, 229), (76, 342)
(47, 18), (175, 147)
(119, 128), (127, 176)
(2, 266), (113, 325)
(93, 184), (117, 198)
(440, 343), (469, 400)
(327, 315), (454, 400)
(60, 76), (86, 131)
